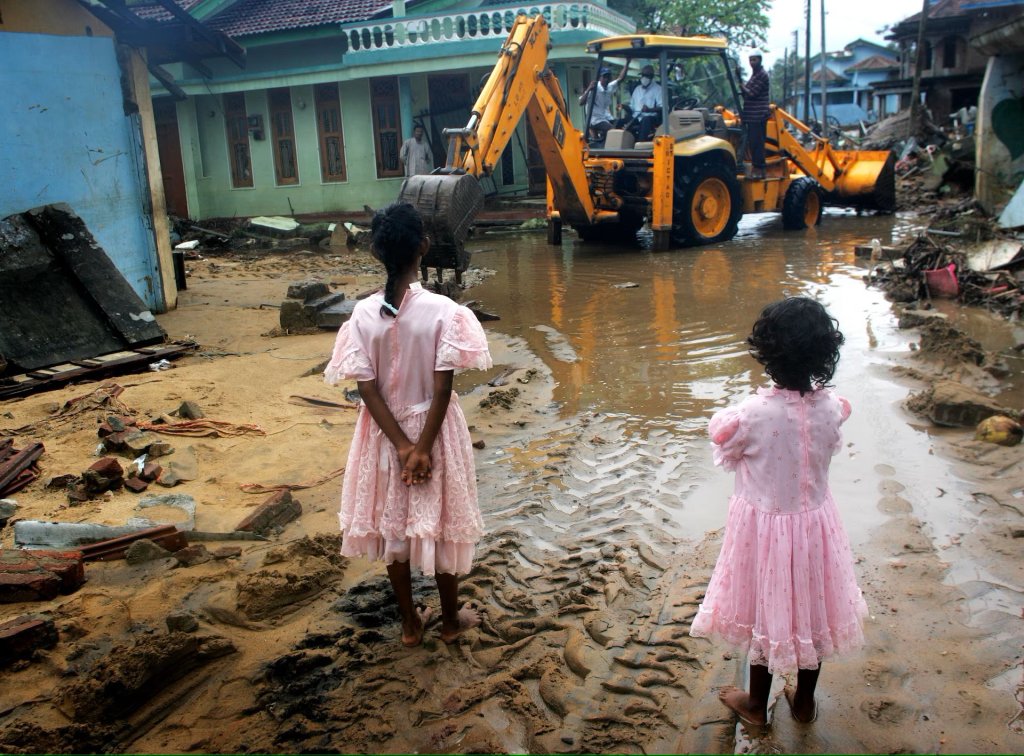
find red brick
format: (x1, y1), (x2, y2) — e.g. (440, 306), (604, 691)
(0, 571), (62, 602)
(235, 490), (302, 535)
(140, 462), (162, 482)
(124, 477), (150, 493)
(0, 615), (58, 667)
(88, 457), (124, 477)
(0, 550), (86, 601)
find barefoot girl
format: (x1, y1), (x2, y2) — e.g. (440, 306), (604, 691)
(690, 297), (868, 725)
(325, 202), (491, 647)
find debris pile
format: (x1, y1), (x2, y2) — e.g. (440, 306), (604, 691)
(864, 223), (1024, 319)
(861, 110), (977, 212)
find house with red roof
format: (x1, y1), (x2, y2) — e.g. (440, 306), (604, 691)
(129, 0), (635, 221)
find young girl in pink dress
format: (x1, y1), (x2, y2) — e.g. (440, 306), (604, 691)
(324, 202), (491, 647)
(690, 297), (868, 726)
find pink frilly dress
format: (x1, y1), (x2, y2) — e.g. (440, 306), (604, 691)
(690, 386), (868, 674)
(324, 283), (492, 576)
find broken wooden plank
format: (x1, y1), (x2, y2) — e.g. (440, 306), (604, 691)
(79, 524), (189, 562)
(0, 344), (195, 401)
(0, 442), (44, 497)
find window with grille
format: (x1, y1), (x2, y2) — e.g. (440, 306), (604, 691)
(269, 88), (299, 185)
(223, 92), (253, 188)
(315, 83), (346, 182)
(370, 77), (403, 178)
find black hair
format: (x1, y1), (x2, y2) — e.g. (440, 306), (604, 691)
(370, 202), (424, 318)
(746, 297), (844, 394)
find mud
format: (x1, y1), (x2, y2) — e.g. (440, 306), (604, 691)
(0, 215), (1021, 754)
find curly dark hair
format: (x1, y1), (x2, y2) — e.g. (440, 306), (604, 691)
(747, 297), (844, 393)
(370, 202), (424, 318)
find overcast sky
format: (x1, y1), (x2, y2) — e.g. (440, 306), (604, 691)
(762, 0), (928, 66)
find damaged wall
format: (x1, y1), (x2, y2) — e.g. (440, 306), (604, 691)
(0, 0), (168, 311)
(972, 14), (1024, 216)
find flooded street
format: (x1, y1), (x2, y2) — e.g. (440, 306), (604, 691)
(2, 210), (1021, 755)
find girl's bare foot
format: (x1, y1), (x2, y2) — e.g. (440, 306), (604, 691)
(784, 686), (818, 723)
(718, 686), (768, 727)
(440, 602), (480, 644)
(401, 606), (433, 648)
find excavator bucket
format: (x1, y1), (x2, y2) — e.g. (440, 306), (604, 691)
(398, 173), (484, 272)
(825, 150), (896, 213)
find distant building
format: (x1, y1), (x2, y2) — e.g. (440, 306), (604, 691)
(873, 0), (1024, 123)
(786, 39), (899, 127)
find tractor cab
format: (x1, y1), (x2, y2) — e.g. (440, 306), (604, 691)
(582, 35), (741, 153)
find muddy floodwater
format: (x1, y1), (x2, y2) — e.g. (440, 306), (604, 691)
(468, 211), (1021, 544)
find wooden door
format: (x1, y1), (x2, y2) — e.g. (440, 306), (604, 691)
(153, 99), (188, 218)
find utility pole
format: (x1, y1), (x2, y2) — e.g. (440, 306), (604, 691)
(909, 0), (930, 136)
(804, 0), (812, 122)
(783, 47), (789, 108)
(820, 0), (828, 134)
(792, 29), (799, 111)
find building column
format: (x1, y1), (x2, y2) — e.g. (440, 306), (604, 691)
(126, 47), (176, 312)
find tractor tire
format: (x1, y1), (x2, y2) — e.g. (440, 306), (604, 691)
(671, 158), (743, 247)
(781, 177), (823, 230)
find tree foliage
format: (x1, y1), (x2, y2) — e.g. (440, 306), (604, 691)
(770, 52), (805, 108)
(609, 0), (770, 48)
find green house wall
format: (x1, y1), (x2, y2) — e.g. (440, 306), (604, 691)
(160, 4), (635, 220)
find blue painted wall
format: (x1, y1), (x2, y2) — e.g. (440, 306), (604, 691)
(0, 32), (163, 309)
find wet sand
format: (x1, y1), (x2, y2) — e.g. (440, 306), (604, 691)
(0, 227), (1022, 754)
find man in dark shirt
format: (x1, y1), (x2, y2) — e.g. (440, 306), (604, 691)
(736, 50), (770, 179)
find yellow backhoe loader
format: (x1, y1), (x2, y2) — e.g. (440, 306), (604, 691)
(399, 14), (895, 278)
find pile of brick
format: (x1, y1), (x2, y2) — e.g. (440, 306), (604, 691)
(0, 549), (85, 603)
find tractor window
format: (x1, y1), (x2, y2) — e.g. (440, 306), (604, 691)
(665, 54), (735, 112)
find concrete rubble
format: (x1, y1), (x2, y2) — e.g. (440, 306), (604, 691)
(279, 279), (355, 331)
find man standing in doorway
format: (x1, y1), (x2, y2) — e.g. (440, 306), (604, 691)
(628, 64), (663, 141)
(736, 50), (770, 178)
(399, 123), (435, 177)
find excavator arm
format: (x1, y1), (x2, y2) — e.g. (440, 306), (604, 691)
(400, 14), (598, 256)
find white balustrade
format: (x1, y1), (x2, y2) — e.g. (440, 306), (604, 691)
(338, 2), (635, 54)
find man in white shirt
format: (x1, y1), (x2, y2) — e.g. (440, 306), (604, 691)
(399, 124), (435, 177)
(579, 65), (627, 142)
(628, 64), (663, 141)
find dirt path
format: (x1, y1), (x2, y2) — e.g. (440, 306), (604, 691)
(0, 244), (1021, 754)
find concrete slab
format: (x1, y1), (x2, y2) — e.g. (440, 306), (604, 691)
(0, 204), (166, 374)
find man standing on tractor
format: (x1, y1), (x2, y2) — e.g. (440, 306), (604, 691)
(628, 64), (663, 142)
(579, 64), (627, 143)
(736, 50), (770, 179)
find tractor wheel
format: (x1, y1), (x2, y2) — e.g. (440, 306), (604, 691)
(671, 158), (742, 247)
(781, 177), (823, 230)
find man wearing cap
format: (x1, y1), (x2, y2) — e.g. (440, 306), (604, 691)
(736, 50), (770, 178)
(579, 64), (627, 142)
(628, 64), (664, 141)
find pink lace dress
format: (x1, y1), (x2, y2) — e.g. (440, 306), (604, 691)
(324, 283), (492, 576)
(690, 386), (868, 674)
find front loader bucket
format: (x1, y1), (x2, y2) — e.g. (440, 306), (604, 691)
(398, 173), (484, 272)
(826, 150), (896, 213)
